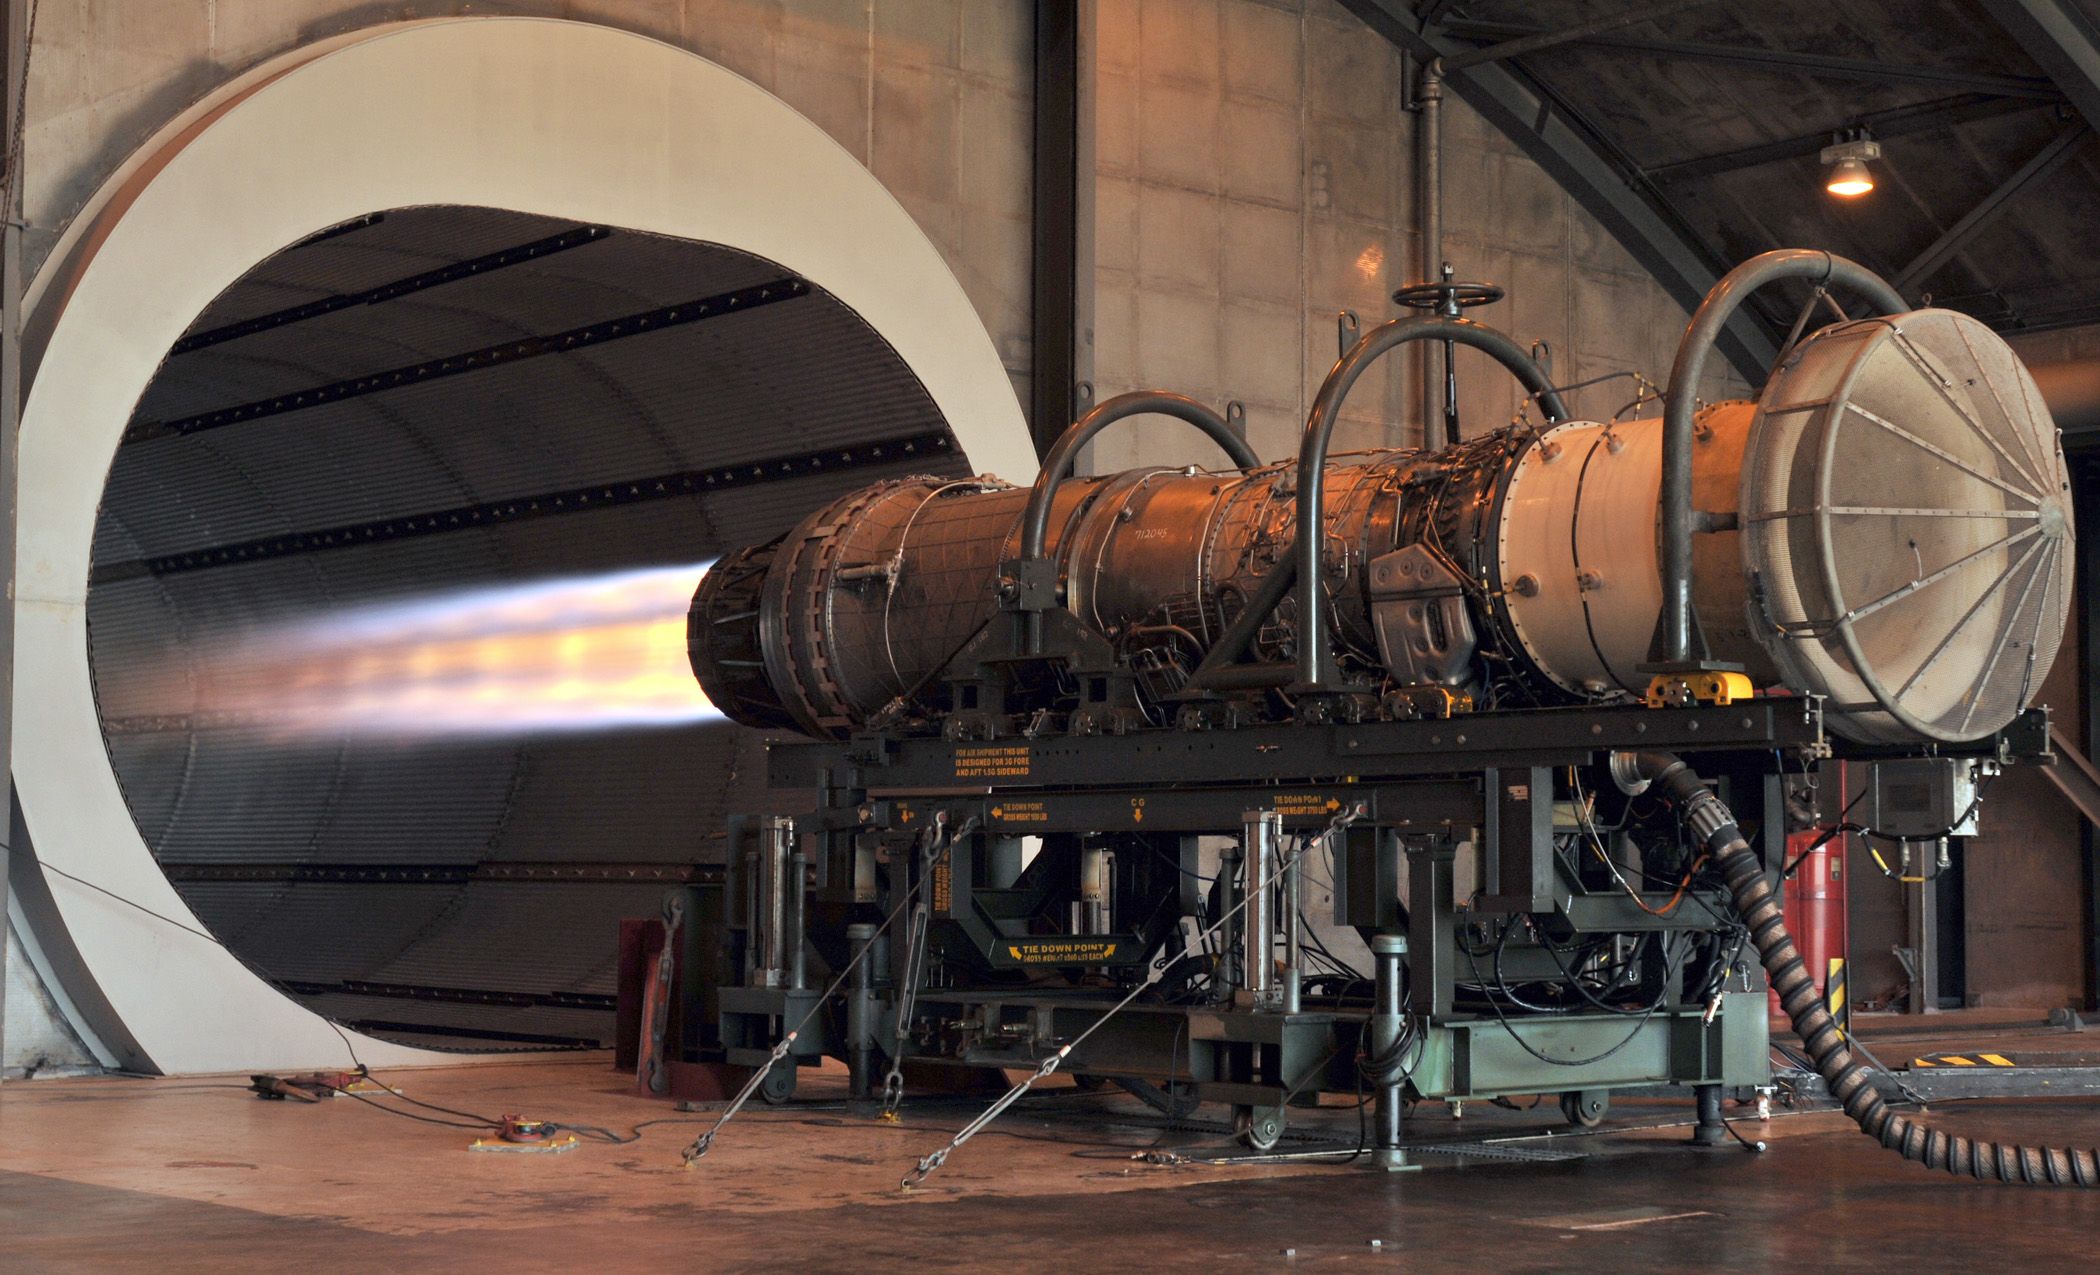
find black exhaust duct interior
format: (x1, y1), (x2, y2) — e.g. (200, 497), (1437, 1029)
(84, 206), (974, 1050)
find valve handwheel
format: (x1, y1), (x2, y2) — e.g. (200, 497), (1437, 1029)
(1391, 264), (1509, 445)
(1390, 278), (1506, 318)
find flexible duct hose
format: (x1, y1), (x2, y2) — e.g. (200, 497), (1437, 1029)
(1616, 751), (2100, 1187)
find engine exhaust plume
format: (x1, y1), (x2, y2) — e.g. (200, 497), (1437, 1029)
(153, 562), (719, 739)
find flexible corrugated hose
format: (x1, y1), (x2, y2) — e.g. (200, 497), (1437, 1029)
(1617, 751), (2100, 1187)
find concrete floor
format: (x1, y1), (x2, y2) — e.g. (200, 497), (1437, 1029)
(2, 1030), (2097, 1273)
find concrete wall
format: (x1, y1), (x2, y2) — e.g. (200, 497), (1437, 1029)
(1086, 0), (1748, 474)
(21, 0), (1037, 406)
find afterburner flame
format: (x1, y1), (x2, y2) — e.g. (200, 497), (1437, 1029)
(163, 562), (719, 738)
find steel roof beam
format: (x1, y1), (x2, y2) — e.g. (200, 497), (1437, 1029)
(123, 276), (811, 443)
(1444, 18), (2063, 99)
(89, 429), (956, 583)
(1338, 0), (1775, 381)
(1440, 1), (1714, 74)
(1894, 123), (2091, 293)
(1646, 95), (2054, 184)
(170, 224), (614, 356)
(1982, 0), (2100, 131)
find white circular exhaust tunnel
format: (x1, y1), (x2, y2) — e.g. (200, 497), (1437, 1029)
(15, 19), (1035, 1074)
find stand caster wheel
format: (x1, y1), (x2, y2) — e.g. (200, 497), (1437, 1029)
(1559, 1089), (1608, 1128)
(1234, 1104), (1287, 1152)
(759, 1062), (799, 1105)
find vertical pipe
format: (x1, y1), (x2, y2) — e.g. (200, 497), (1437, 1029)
(1370, 934), (1408, 1167)
(1030, 0), (1095, 459)
(1415, 61), (1444, 443)
(1243, 811), (1281, 1009)
(846, 922), (877, 1099)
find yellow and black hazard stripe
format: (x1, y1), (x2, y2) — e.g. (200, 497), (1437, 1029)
(1826, 958), (1848, 1040)
(1910, 1052), (2017, 1068)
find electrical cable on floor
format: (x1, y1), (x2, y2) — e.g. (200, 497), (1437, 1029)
(323, 1084), (494, 1131)
(18, 841), (382, 1076)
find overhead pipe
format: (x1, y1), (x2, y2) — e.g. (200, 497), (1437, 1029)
(1293, 316), (1568, 694)
(1655, 249), (1905, 666)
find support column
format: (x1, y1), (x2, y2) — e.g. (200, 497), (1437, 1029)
(1369, 935), (1410, 1170)
(1031, 0), (1096, 457)
(846, 922), (877, 1099)
(1906, 844), (1940, 1015)
(1242, 811), (1281, 1010)
(1690, 1082), (1726, 1147)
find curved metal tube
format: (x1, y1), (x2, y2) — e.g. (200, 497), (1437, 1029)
(1019, 390), (1259, 565)
(1293, 315), (1569, 692)
(1657, 249), (1906, 666)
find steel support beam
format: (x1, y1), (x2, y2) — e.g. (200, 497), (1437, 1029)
(1893, 124), (2090, 293)
(1030, 0), (1094, 458)
(1440, 1), (1713, 74)
(1337, 0), (1774, 382)
(1445, 18), (2062, 99)
(1982, 0), (2100, 133)
(124, 277), (811, 443)
(91, 429), (954, 582)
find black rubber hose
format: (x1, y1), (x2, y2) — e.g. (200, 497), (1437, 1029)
(1618, 750), (2100, 1187)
